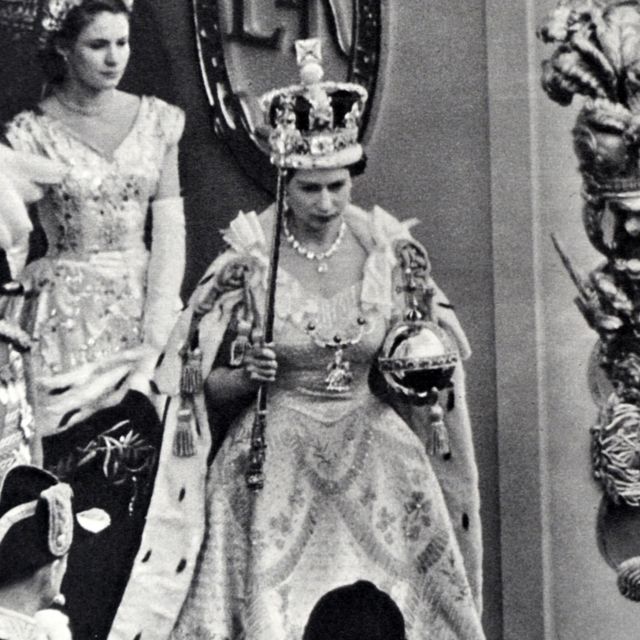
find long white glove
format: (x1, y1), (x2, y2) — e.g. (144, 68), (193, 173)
(0, 144), (64, 277)
(129, 196), (185, 393)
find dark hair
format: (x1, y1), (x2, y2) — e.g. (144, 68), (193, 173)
(0, 497), (60, 586)
(285, 153), (368, 183)
(0, 466), (70, 588)
(40, 0), (131, 84)
(302, 581), (407, 640)
(347, 153), (367, 178)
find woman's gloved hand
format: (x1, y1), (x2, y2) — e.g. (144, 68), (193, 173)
(243, 329), (277, 384)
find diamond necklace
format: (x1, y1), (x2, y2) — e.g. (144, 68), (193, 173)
(54, 91), (114, 117)
(283, 214), (346, 273)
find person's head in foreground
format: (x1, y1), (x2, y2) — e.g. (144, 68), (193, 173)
(302, 580), (407, 640)
(0, 464), (109, 618)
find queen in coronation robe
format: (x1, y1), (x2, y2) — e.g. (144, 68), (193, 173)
(110, 39), (486, 640)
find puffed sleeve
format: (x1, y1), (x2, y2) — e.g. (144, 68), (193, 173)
(0, 118), (62, 276)
(4, 112), (44, 156)
(157, 99), (185, 149)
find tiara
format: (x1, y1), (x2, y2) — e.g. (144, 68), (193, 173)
(259, 38), (368, 169)
(41, 0), (82, 34)
(41, 0), (134, 37)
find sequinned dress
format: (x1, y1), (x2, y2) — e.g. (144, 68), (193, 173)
(3, 96), (184, 435)
(110, 205), (484, 640)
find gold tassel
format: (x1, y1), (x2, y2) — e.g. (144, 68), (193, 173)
(180, 348), (203, 395)
(173, 404), (196, 457)
(427, 396), (451, 457)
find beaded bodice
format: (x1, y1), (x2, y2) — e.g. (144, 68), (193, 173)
(4, 96), (182, 259)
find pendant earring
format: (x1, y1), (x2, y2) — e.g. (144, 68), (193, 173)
(53, 593), (66, 607)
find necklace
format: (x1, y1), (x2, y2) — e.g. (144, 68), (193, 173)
(54, 91), (114, 117)
(283, 214), (346, 273)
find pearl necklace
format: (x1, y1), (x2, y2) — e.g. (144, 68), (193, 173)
(283, 214), (346, 273)
(54, 91), (114, 117)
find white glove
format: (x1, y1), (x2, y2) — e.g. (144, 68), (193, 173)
(129, 196), (185, 393)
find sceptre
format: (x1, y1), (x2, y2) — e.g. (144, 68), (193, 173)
(244, 38), (368, 490)
(245, 168), (286, 491)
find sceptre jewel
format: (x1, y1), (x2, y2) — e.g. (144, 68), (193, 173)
(283, 214), (346, 273)
(306, 316), (367, 392)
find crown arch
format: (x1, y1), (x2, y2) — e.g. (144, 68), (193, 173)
(193, 0), (381, 192)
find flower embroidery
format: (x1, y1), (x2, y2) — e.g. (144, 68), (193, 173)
(269, 513), (293, 550)
(437, 550), (471, 601)
(360, 485), (376, 506)
(376, 506), (396, 533)
(288, 485), (305, 509)
(403, 491), (432, 540)
(249, 529), (268, 554)
(311, 441), (336, 469)
(270, 513), (292, 536)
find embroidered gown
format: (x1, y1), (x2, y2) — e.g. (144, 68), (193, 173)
(3, 95), (184, 434)
(3, 96), (184, 640)
(110, 205), (484, 640)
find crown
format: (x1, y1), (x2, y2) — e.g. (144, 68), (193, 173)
(259, 38), (368, 170)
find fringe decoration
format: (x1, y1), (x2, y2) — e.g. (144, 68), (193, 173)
(427, 400), (451, 457)
(173, 404), (197, 458)
(173, 345), (203, 457)
(180, 347), (203, 395)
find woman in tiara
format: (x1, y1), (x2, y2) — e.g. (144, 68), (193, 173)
(111, 40), (484, 640)
(3, 0), (185, 436)
(1, 0), (185, 637)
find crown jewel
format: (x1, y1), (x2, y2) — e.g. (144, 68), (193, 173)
(259, 38), (368, 169)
